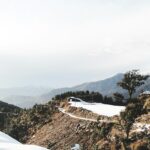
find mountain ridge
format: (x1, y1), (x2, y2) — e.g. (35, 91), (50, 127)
(41, 73), (150, 101)
(41, 73), (125, 100)
(1, 73), (150, 108)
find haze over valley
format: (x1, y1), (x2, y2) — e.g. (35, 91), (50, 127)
(0, 1), (150, 150)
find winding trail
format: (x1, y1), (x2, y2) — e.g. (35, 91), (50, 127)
(58, 107), (109, 122)
(58, 107), (150, 131)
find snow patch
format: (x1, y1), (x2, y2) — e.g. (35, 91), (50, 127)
(133, 123), (150, 132)
(140, 91), (150, 95)
(0, 131), (48, 150)
(0, 131), (21, 144)
(69, 101), (125, 117)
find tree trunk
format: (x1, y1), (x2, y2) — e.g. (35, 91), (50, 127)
(126, 131), (129, 140)
(128, 91), (132, 101)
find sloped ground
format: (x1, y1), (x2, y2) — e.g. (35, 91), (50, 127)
(27, 111), (99, 150)
(27, 98), (150, 150)
(135, 112), (150, 124)
(27, 103), (123, 150)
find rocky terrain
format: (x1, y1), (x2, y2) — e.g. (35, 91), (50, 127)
(0, 93), (150, 150)
(26, 96), (150, 150)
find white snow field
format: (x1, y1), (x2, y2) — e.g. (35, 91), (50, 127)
(0, 131), (48, 150)
(69, 101), (125, 117)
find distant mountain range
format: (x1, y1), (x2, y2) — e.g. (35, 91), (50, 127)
(41, 73), (150, 100)
(0, 86), (52, 97)
(0, 87), (52, 108)
(1, 73), (150, 108)
(41, 73), (125, 100)
(1, 95), (43, 108)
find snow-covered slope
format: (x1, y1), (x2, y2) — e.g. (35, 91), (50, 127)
(69, 101), (125, 117)
(0, 131), (47, 150)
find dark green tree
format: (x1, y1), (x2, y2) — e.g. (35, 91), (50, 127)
(113, 92), (124, 105)
(120, 101), (144, 140)
(118, 70), (149, 100)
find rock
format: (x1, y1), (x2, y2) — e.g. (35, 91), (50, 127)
(130, 140), (149, 150)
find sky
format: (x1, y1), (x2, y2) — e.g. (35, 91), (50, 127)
(0, 0), (150, 88)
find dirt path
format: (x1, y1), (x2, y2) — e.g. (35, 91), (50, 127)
(58, 107), (111, 123)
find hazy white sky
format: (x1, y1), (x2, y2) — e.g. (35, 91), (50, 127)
(0, 0), (150, 88)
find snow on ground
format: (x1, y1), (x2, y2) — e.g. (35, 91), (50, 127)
(0, 131), (21, 144)
(140, 91), (150, 95)
(0, 131), (48, 150)
(133, 123), (150, 133)
(69, 101), (125, 117)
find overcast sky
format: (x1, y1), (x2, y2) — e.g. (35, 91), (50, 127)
(0, 0), (150, 88)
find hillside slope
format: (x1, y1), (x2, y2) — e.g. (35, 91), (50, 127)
(27, 97), (150, 150)
(27, 110), (101, 150)
(0, 100), (21, 112)
(1, 95), (149, 150)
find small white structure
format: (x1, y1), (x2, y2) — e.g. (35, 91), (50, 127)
(71, 144), (80, 150)
(67, 97), (83, 102)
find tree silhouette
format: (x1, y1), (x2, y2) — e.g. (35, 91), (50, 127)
(118, 70), (149, 100)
